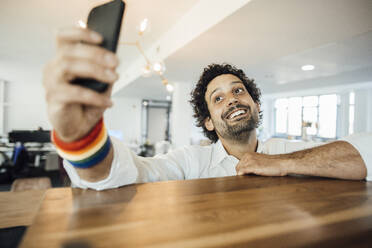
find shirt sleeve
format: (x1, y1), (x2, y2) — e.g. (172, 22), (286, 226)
(63, 137), (190, 190)
(341, 133), (372, 181)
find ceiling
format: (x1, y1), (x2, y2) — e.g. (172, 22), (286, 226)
(1, 0), (372, 101)
(117, 0), (372, 99)
(0, 0), (198, 84)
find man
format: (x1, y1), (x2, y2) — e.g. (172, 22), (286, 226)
(44, 27), (371, 190)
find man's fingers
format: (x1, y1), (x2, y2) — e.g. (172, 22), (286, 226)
(235, 162), (247, 173)
(236, 160), (258, 176)
(56, 59), (118, 84)
(56, 27), (102, 47)
(236, 163), (246, 175)
(47, 84), (113, 108)
(59, 43), (119, 68)
(236, 166), (254, 176)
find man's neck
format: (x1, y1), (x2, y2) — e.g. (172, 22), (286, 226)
(219, 131), (258, 160)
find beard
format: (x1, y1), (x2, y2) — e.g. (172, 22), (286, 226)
(212, 104), (259, 142)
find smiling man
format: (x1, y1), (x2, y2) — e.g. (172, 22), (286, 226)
(44, 28), (371, 190)
(197, 71), (262, 159)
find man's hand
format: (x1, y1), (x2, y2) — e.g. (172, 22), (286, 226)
(43, 27), (119, 142)
(236, 153), (288, 176)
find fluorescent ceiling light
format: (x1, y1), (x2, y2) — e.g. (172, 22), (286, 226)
(301, 65), (315, 71)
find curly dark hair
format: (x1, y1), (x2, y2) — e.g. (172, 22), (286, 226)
(190, 63), (262, 143)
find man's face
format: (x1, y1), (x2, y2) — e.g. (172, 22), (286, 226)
(204, 74), (260, 141)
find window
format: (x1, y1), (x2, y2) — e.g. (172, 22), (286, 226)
(302, 96), (318, 136)
(318, 94), (337, 138)
(274, 98), (288, 133)
(287, 97), (302, 136)
(274, 94), (338, 139)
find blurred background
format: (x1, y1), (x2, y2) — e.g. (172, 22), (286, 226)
(0, 0), (371, 188)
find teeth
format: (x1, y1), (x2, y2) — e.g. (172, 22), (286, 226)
(229, 109), (246, 119)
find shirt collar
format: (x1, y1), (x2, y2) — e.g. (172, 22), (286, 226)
(211, 139), (264, 165)
(212, 140), (230, 165)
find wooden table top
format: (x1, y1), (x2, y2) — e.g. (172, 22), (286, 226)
(0, 189), (46, 228)
(19, 176), (372, 248)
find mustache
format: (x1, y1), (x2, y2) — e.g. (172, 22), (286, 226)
(222, 104), (251, 119)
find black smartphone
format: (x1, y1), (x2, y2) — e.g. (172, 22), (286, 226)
(71, 0), (125, 92)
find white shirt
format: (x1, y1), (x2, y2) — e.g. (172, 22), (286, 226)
(64, 133), (372, 191)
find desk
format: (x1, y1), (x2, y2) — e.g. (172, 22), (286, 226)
(19, 176), (372, 247)
(0, 190), (46, 228)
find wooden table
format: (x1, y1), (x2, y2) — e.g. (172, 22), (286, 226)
(18, 176), (372, 247)
(0, 189), (46, 228)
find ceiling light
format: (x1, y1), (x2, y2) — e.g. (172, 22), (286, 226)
(139, 18), (149, 35)
(120, 19), (170, 91)
(78, 20), (86, 29)
(141, 64), (152, 77)
(166, 84), (174, 92)
(143, 101), (148, 106)
(153, 61), (166, 75)
(301, 65), (315, 71)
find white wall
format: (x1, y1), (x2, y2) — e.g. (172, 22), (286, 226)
(338, 92), (350, 138)
(171, 82), (194, 148)
(170, 82), (219, 147)
(4, 80), (50, 134)
(104, 97), (142, 144)
(354, 88), (372, 133)
(147, 107), (168, 144)
(260, 97), (274, 141)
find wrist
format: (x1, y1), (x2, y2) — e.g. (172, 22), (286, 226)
(56, 119), (102, 143)
(277, 155), (295, 176)
(52, 118), (111, 169)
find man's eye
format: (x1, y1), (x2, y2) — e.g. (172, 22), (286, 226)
(215, 96), (222, 103)
(235, 88), (244, 94)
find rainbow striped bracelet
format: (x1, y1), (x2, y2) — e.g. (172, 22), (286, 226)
(52, 119), (111, 169)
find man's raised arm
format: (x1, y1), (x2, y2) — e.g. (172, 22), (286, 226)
(43, 27), (119, 182)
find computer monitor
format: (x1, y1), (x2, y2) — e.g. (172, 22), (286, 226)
(8, 130), (51, 143)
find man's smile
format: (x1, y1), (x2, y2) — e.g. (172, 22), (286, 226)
(222, 104), (252, 122)
(226, 109), (248, 120)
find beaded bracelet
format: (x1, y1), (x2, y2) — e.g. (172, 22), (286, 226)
(52, 118), (111, 168)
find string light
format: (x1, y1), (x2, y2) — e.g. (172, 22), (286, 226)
(152, 61), (165, 75)
(139, 18), (149, 35)
(166, 84), (174, 92)
(78, 20), (86, 28)
(141, 64), (152, 77)
(120, 19), (172, 92)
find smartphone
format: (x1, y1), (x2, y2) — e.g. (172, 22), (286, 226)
(71, 0), (125, 92)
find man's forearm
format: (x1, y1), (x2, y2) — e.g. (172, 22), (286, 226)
(281, 141), (367, 180)
(74, 145), (114, 182)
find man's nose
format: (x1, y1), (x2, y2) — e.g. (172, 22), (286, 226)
(227, 95), (239, 106)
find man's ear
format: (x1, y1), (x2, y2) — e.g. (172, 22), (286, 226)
(204, 117), (215, 131)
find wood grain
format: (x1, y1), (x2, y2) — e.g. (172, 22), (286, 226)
(19, 176), (372, 247)
(0, 189), (46, 228)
